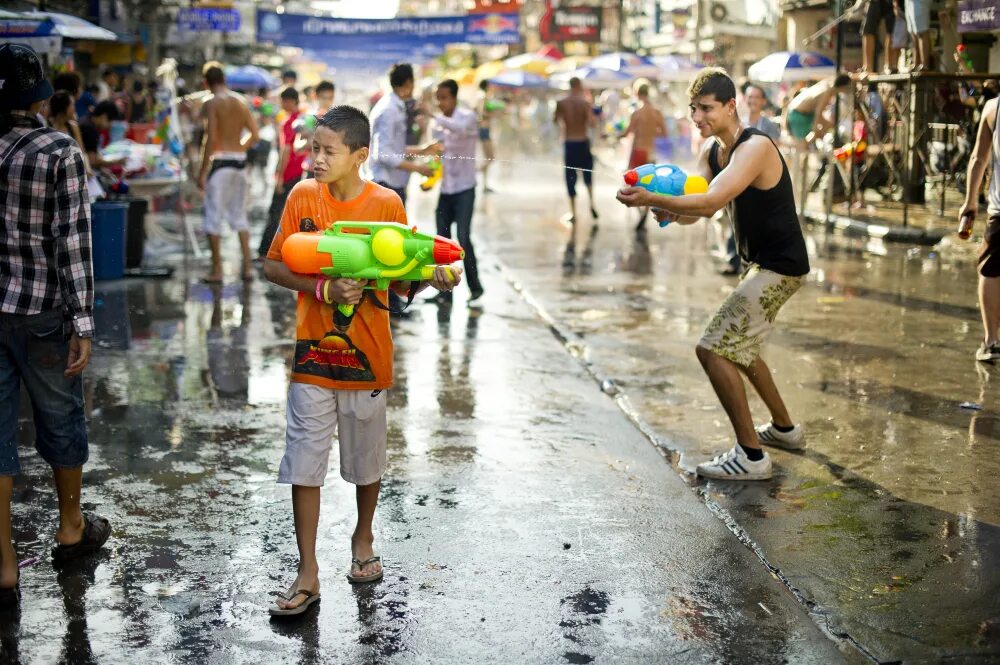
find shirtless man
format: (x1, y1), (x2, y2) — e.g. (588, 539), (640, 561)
(622, 84), (667, 231)
(555, 77), (599, 266)
(197, 62), (259, 283)
(785, 74), (851, 144)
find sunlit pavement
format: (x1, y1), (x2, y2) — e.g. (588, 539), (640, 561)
(2, 140), (997, 663)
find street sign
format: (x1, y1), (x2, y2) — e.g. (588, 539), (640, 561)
(958, 0), (999, 32)
(178, 8), (241, 33)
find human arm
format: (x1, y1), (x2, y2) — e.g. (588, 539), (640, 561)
(617, 137), (765, 222)
(274, 119), (292, 192)
(432, 110), (478, 138)
(241, 102), (260, 149)
(198, 100), (215, 189)
(53, 146), (94, 375)
(960, 97), (998, 222)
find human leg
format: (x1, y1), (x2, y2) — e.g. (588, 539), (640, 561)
(352, 481), (382, 579)
(696, 346), (759, 449)
(453, 188), (482, 296)
(740, 357), (794, 428)
(52, 467), (85, 547)
(274, 383), (338, 609)
(0, 476), (14, 591)
(980, 275), (1000, 346)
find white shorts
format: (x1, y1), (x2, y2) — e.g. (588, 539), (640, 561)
(277, 382), (388, 487)
(203, 155), (249, 235)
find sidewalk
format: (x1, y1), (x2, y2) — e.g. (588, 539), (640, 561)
(1, 227), (848, 664)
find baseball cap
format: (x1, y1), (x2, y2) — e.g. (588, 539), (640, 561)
(0, 44), (54, 111)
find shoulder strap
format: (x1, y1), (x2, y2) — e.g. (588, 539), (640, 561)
(708, 140), (721, 174)
(364, 282), (420, 314)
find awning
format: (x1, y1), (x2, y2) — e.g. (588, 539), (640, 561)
(0, 11), (117, 41)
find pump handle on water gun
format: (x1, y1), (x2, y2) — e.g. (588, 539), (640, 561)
(623, 163), (709, 227)
(282, 222), (464, 331)
(419, 159), (442, 192)
(956, 44), (975, 73)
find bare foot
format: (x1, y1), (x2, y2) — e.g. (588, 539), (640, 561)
(275, 566), (320, 611)
(351, 534), (382, 579)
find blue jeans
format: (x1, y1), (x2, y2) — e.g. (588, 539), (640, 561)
(0, 310), (88, 476)
(436, 187), (482, 294)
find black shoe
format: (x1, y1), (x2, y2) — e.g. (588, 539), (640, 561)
(562, 246), (576, 269)
(426, 291), (453, 305)
(591, 207), (599, 220)
(468, 289), (484, 308)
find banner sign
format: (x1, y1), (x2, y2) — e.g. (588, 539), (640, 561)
(539, 5), (602, 43)
(468, 0), (522, 14)
(958, 0), (1000, 32)
(0, 19), (54, 37)
(256, 11), (520, 49)
(178, 8), (241, 32)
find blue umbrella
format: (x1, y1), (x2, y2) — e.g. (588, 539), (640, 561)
(747, 51), (836, 83)
(650, 55), (703, 82)
(225, 65), (276, 91)
(486, 70), (548, 89)
(589, 52), (661, 78)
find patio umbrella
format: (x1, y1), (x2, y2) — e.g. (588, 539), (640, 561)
(486, 70), (549, 89)
(475, 60), (506, 83)
(15, 10), (117, 40)
(551, 67), (634, 90)
(588, 52), (661, 79)
(225, 65), (276, 91)
(747, 51), (836, 83)
(502, 53), (557, 76)
(546, 55), (593, 74)
(650, 55), (703, 82)
(536, 44), (562, 60)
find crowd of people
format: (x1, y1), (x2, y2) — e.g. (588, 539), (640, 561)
(1, 37), (998, 623)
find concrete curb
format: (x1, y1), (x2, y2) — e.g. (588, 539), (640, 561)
(801, 210), (948, 246)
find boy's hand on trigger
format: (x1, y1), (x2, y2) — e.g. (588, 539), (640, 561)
(430, 265), (462, 292)
(329, 278), (368, 305)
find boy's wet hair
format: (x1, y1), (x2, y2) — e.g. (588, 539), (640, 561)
(280, 86), (299, 102)
(687, 67), (736, 104)
(438, 79), (458, 98)
(316, 80), (335, 95)
(317, 105), (370, 152)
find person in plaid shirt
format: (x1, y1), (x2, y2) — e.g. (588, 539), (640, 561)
(0, 44), (111, 609)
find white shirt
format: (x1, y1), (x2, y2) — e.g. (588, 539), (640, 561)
(431, 106), (478, 195)
(369, 92), (409, 189)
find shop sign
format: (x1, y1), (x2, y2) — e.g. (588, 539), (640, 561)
(958, 0), (1000, 32)
(539, 5), (602, 43)
(178, 8), (241, 32)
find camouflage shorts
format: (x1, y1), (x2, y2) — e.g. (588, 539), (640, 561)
(698, 265), (804, 367)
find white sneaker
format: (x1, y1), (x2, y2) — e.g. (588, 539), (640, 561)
(755, 422), (806, 450)
(696, 445), (772, 480)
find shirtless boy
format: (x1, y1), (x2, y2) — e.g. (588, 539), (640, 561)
(555, 77), (599, 266)
(622, 84), (667, 231)
(197, 61), (259, 283)
(785, 74), (851, 143)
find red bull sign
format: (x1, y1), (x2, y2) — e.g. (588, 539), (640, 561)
(539, 5), (602, 43)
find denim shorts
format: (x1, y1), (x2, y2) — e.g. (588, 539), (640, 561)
(0, 309), (88, 476)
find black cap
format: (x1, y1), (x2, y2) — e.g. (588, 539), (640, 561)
(0, 44), (54, 111)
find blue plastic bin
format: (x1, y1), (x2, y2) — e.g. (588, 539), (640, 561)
(90, 201), (128, 280)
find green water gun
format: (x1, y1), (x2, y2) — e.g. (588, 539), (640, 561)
(282, 222), (465, 331)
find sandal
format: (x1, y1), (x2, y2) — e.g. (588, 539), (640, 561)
(268, 589), (320, 617)
(346, 556), (383, 584)
(51, 514), (111, 563)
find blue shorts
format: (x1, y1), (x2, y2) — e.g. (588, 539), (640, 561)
(0, 309), (88, 476)
(478, 126), (491, 141)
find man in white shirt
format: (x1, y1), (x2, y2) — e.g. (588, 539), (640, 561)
(428, 79), (483, 305)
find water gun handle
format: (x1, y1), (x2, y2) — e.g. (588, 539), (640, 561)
(334, 304), (355, 332)
(420, 160), (442, 191)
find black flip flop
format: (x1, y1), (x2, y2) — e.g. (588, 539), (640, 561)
(51, 514), (111, 563)
(346, 556), (383, 584)
(268, 589), (320, 617)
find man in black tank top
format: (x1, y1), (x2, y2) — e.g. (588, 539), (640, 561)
(617, 67), (811, 481)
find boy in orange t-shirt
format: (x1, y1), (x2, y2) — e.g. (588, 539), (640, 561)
(263, 106), (462, 616)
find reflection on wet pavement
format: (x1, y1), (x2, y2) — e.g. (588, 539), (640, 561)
(473, 161), (1000, 662)
(3, 246), (844, 663)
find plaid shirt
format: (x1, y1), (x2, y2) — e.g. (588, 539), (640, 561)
(0, 111), (94, 337)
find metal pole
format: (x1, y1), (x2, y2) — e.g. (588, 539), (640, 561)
(826, 0), (844, 223)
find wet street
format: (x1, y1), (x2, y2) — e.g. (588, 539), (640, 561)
(3, 144), (999, 664)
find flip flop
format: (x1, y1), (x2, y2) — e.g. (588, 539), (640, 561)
(346, 556), (383, 584)
(268, 589), (320, 617)
(51, 514), (111, 563)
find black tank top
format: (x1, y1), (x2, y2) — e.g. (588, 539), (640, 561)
(709, 128), (810, 277)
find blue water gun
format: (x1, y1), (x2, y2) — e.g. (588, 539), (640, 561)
(623, 163), (709, 227)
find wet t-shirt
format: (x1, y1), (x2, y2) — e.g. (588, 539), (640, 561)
(266, 179), (407, 390)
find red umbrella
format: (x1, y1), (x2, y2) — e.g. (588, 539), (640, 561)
(536, 44), (562, 60)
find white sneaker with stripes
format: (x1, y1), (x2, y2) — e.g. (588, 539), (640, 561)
(756, 422), (805, 450)
(696, 445), (772, 480)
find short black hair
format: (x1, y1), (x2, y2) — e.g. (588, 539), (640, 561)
(316, 80), (335, 95)
(102, 68), (117, 79)
(479, 79), (489, 92)
(389, 63), (414, 90)
(687, 67), (736, 104)
(438, 79), (458, 99)
(317, 105), (370, 152)
(53, 71), (82, 96)
(202, 61), (225, 87)
(50, 91), (73, 117)
(280, 87), (299, 102)
(282, 70), (297, 81)
(92, 100), (121, 120)
(834, 73), (851, 88)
